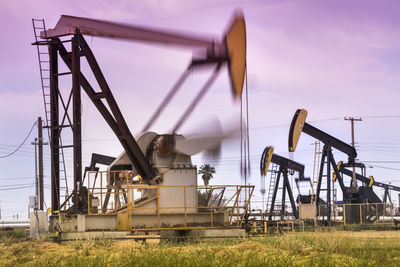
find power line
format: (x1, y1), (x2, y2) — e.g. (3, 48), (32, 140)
(367, 164), (400, 171)
(0, 185), (33, 191)
(250, 115), (400, 131)
(0, 121), (37, 158)
(0, 183), (33, 188)
(0, 146), (94, 160)
(0, 176), (72, 181)
(363, 115), (400, 119)
(358, 142), (400, 145)
(360, 161), (400, 164)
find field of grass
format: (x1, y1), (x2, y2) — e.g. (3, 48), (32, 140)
(1, 230), (400, 266)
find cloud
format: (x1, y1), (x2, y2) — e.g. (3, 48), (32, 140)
(245, 4), (400, 99)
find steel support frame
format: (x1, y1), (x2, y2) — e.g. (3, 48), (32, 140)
(268, 169), (281, 220)
(284, 170), (298, 219)
(315, 144), (348, 221)
(315, 146), (329, 220)
(49, 40), (60, 213)
(383, 188), (392, 203)
(49, 34), (84, 214)
(281, 173), (286, 220)
(49, 31), (158, 215)
(268, 167), (298, 220)
(54, 34), (153, 183)
(72, 34), (83, 212)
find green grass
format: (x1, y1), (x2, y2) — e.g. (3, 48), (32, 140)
(1, 231), (400, 266)
(0, 229), (27, 244)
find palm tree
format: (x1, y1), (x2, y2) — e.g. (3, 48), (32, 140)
(198, 164), (216, 186)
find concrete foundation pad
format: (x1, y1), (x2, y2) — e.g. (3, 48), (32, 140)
(61, 231), (131, 241)
(50, 212), (228, 232)
(160, 228), (246, 239)
(188, 228), (246, 238)
(60, 228), (246, 241)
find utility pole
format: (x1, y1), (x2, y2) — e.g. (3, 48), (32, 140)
(31, 117), (48, 238)
(32, 117), (47, 211)
(344, 117), (362, 189)
(38, 117), (44, 210)
(31, 136), (39, 236)
(32, 137), (38, 202)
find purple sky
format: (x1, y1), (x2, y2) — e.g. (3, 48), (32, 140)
(1, 0), (400, 219)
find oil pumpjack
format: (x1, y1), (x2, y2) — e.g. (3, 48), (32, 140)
(32, 12), (253, 237)
(260, 146), (308, 220)
(288, 109), (400, 223)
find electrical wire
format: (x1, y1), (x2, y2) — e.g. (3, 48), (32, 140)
(0, 183), (34, 188)
(358, 142), (400, 145)
(0, 186), (33, 191)
(360, 161), (400, 164)
(363, 115), (400, 119)
(0, 121), (37, 158)
(366, 165), (400, 171)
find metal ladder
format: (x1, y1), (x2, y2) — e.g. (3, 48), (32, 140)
(266, 163), (279, 211)
(32, 19), (70, 209)
(311, 141), (321, 203)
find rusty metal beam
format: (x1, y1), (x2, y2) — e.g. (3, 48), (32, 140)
(49, 40), (60, 213)
(72, 33), (83, 212)
(78, 34), (154, 183)
(55, 36), (154, 184)
(42, 15), (222, 52)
